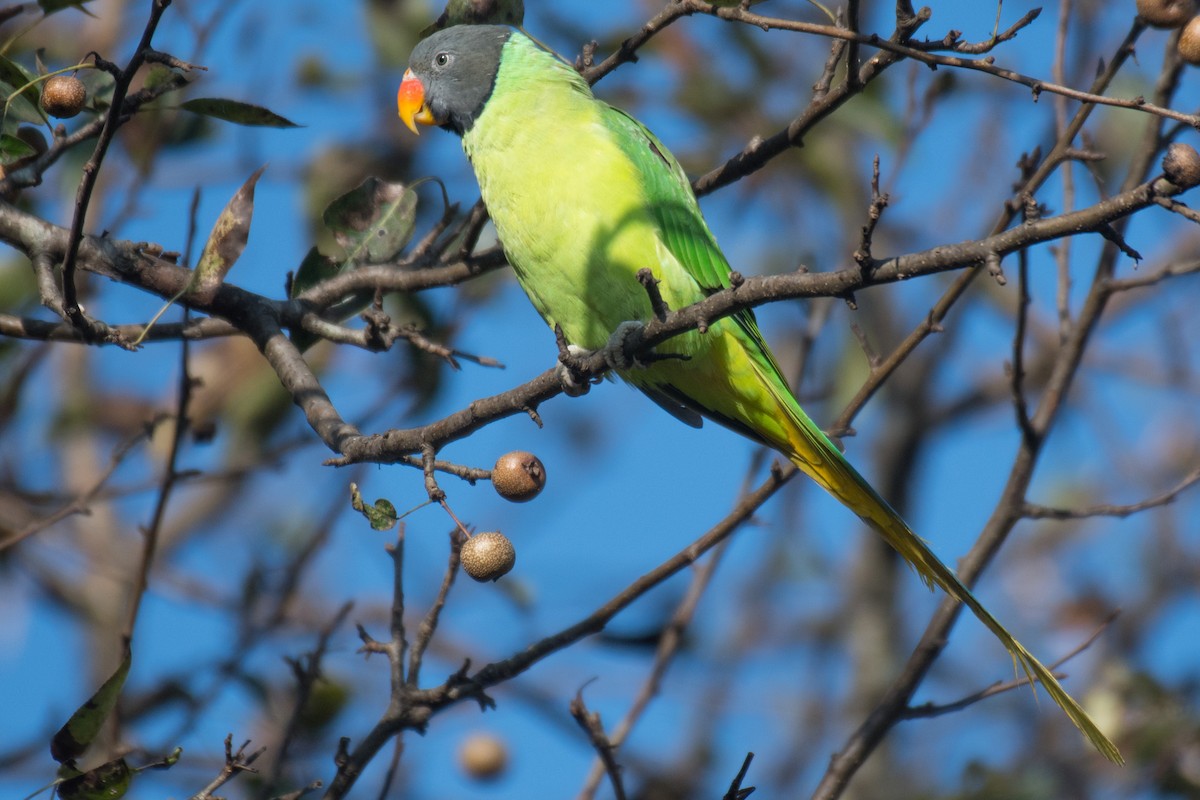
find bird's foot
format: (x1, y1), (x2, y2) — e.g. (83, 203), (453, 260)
(555, 321), (650, 395)
(556, 344), (595, 397)
(601, 320), (647, 371)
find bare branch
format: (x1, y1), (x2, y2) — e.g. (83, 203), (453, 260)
(571, 688), (628, 800)
(902, 612), (1120, 720)
(1024, 467), (1200, 520)
(60, 1), (178, 335)
(722, 752), (757, 800)
(407, 529), (463, 687)
(188, 735), (266, 800)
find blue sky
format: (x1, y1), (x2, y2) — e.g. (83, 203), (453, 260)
(3, 1), (1199, 798)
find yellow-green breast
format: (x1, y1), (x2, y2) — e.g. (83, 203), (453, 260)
(462, 35), (707, 353)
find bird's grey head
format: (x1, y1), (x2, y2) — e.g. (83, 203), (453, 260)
(399, 25), (512, 136)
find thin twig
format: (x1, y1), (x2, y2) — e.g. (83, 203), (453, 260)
(407, 529), (463, 687)
(722, 752), (757, 800)
(0, 427), (151, 552)
(1010, 245), (1036, 446)
(1023, 467), (1200, 519)
(1052, 0), (1076, 340)
(187, 735), (265, 800)
(60, 0), (175, 336)
(852, 156), (888, 270)
(902, 612), (1120, 720)
(268, 602), (355, 793)
(321, 462), (796, 799)
(578, 537), (734, 798)
(570, 688), (627, 800)
(122, 305), (193, 644)
(387, 526), (408, 692)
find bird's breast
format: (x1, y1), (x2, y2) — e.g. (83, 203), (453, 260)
(464, 92), (668, 350)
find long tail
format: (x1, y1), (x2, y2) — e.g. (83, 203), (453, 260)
(635, 316), (1120, 761)
(780, 399), (1123, 764)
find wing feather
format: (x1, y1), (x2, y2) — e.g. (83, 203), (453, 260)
(597, 105), (796, 407)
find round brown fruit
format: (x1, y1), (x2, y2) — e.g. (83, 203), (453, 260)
(1137, 0), (1196, 27)
(41, 75), (86, 118)
(458, 732), (508, 780)
(1163, 142), (1200, 187)
(491, 450), (546, 502)
(460, 531), (515, 582)
(1179, 15), (1200, 62)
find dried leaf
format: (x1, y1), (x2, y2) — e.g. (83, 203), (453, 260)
(190, 165), (266, 304)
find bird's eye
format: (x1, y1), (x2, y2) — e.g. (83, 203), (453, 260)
(434, 52), (453, 68)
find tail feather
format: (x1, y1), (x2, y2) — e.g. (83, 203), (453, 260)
(866, 499), (1123, 764)
(780, 399), (1123, 764)
(640, 319), (1121, 761)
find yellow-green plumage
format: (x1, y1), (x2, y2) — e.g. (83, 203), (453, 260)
(421, 28), (1120, 762)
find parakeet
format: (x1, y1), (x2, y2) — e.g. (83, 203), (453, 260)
(398, 25), (1120, 762)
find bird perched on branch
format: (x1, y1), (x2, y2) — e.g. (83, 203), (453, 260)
(398, 24), (1121, 763)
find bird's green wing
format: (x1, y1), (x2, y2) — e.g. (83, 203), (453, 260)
(600, 105), (730, 293)
(598, 105), (790, 387)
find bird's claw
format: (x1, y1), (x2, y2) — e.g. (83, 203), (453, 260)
(556, 344), (594, 396)
(556, 322), (647, 396)
(601, 320), (647, 372)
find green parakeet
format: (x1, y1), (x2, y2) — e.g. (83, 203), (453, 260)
(398, 25), (1121, 763)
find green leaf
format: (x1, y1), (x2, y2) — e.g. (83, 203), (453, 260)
(0, 56), (44, 122)
(51, 648), (131, 763)
(289, 246), (339, 300)
(190, 165), (266, 304)
(143, 64), (179, 91)
(38, 0), (97, 16)
(350, 483), (398, 531)
(324, 291), (376, 326)
(157, 746), (183, 769)
(323, 177), (419, 266)
(0, 83), (44, 125)
(180, 97), (299, 128)
(287, 247), (375, 352)
(289, 247), (342, 352)
(290, 178), (439, 350)
(57, 758), (132, 800)
(0, 133), (36, 165)
(0, 56), (38, 92)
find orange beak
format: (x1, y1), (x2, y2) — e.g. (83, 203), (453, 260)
(398, 69), (434, 134)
